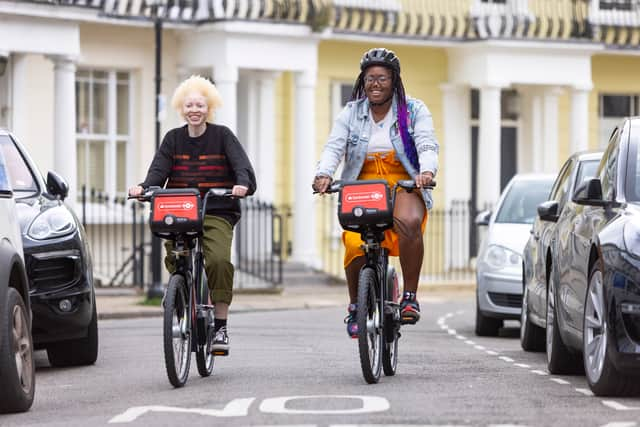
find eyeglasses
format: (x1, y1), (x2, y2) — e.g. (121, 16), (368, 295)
(364, 75), (391, 85)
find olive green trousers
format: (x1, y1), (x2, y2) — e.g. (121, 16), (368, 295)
(164, 215), (234, 304)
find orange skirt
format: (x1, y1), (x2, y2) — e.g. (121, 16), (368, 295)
(343, 151), (428, 268)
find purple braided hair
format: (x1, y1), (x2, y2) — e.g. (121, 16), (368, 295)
(351, 70), (419, 171)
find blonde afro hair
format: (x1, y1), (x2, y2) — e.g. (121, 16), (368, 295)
(171, 75), (223, 122)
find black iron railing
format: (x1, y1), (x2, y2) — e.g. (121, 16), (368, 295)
(80, 186), (283, 290)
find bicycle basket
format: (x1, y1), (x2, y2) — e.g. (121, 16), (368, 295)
(149, 189), (203, 234)
(338, 180), (394, 231)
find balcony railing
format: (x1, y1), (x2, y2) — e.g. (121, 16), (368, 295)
(18, 0), (640, 48)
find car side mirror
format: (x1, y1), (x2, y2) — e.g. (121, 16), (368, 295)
(475, 209), (491, 226)
(573, 178), (607, 207)
(46, 171), (69, 200)
(537, 200), (559, 222)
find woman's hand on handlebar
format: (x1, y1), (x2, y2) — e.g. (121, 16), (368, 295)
(128, 185), (144, 198)
(232, 185), (248, 198)
(414, 171), (434, 189)
(312, 175), (332, 194)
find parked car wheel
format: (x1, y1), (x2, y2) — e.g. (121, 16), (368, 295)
(475, 294), (502, 336)
(546, 266), (581, 374)
(0, 288), (35, 413)
(584, 262), (640, 396)
(520, 284), (545, 352)
(46, 300), (98, 367)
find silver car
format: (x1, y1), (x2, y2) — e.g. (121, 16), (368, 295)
(475, 174), (555, 336)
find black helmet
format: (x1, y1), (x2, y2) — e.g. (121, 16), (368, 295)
(360, 48), (400, 74)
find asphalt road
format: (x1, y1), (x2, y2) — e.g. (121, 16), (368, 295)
(3, 293), (640, 427)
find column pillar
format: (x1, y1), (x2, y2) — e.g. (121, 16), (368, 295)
(530, 91), (544, 172)
(477, 85), (502, 210)
(213, 64), (238, 134)
(570, 85), (591, 154)
(257, 72), (278, 203)
(292, 69), (317, 266)
(11, 53), (29, 147)
(543, 87), (562, 174)
(441, 83), (471, 206)
(51, 55), (78, 208)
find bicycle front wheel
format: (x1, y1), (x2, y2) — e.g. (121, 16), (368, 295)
(357, 267), (382, 384)
(383, 267), (399, 376)
(195, 307), (215, 377)
(163, 274), (192, 388)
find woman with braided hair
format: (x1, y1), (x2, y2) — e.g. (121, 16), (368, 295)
(313, 47), (439, 338)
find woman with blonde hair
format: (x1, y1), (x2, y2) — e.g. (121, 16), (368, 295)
(129, 75), (256, 354)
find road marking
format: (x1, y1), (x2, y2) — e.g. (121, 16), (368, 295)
(514, 363), (531, 369)
(486, 350), (499, 355)
(464, 340), (475, 345)
(575, 388), (594, 396)
(600, 423), (638, 427)
(550, 378), (570, 385)
(474, 345), (485, 350)
(456, 335), (466, 340)
(530, 370), (548, 376)
(109, 398), (256, 423)
(603, 401), (640, 411)
(499, 356), (514, 363)
(447, 329), (456, 335)
(260, 395), (390, 415)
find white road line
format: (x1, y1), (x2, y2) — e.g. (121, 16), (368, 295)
(440, 325), (448, 330)
(602, 400), (640, 411)
(514, 363), (531, 368)
(447, 329), (456, 335)
(499, 356), (514, 363)
(455, 335), (466, 340)
(109, 399), (256, 423)
(550, 378), (570, 385)
(530, 370), (549, 376)
(486, 350), (499, 356)
(464, 340), (475, 345)
(600, 422), (638, 427)
(474, 345), (485, 350)
(575, 388), (594, 396)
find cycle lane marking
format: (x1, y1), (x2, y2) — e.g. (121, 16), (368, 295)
(109, 395), (390, 423)
(436, 311), (634, 412)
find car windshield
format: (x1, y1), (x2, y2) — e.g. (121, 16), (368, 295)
(576, 159), (600, 185)
(495, 179), (554, 224)
(0, 135), (38, 197)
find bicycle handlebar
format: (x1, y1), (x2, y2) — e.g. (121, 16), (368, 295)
(128, 186), (241, 202)
(313, 179), (436, 195)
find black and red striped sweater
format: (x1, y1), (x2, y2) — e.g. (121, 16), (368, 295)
(140, 123), (256, 225)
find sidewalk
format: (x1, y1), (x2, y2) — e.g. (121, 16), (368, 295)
(95, 280), (474, 320)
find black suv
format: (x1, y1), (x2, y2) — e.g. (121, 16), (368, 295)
(0, 130), (98, 367)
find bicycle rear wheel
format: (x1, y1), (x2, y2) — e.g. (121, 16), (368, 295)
(357, 267), (382, 384)
(383, 267), (399, 376)
(163, 274), (192, 388)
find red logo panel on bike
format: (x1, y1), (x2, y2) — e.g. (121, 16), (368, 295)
(152, 195), (199, 222)
(340, 183), (388, 214)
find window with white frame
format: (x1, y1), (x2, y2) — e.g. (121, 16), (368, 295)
(76, 70), (132, 196)
(599, 0), (637, 11)
(331, 81), (353, 122)
(599, 94), (639, 147)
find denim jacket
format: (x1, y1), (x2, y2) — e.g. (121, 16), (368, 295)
(316, 95), (439, 209)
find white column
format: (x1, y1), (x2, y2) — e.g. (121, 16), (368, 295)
(213, 64), (238, 134)
(570, 86), (591, 154)
(530, 91), (544, 172)
(292, 69), (317, 266)
(51, 55), (78, 208)
(10, 53), (29, 145)
(441, 83), (471, 206)
(477, 85), (502, 210)
(441, 83), (471, 269)
(257, 72), (278, 203)
(543, 87), (562, 174)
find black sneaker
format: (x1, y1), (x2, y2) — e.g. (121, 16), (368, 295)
(343, 304), (358, 338)
(211, 326), (229, 356)
(400, 298), (421, 324)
